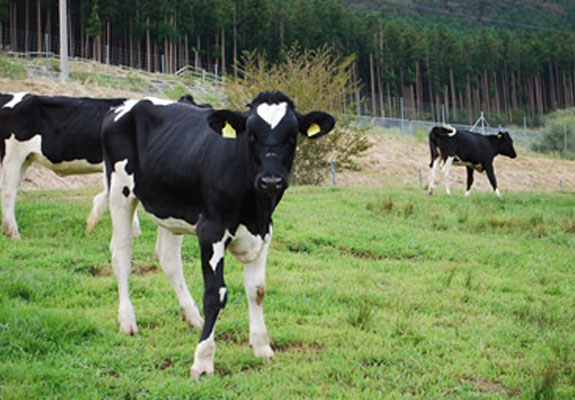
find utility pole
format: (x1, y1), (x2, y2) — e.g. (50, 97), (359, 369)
(59, 0), (68, 82)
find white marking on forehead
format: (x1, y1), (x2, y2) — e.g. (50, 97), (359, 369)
(3, 92), (28, 108)
(256, 102), (287, 129)
(145, 97), (174, 106)
(114, 99), (139, 122)
(209, 230), (234, 272)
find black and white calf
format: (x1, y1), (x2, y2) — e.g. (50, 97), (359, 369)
(102, 92), (335, 378)
(0, 92), (139, 240)
(428, 125), (517, 197)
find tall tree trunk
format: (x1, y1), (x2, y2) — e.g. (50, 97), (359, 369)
(369, 52), (376, 116)
(449, 67), (457, 122)
(466, 73), (473, 124)
(146, 19), (151, 72)
(549, 62), (556, 110)
(195, 35), (200, 68)
(25, 0), (30, 53)
(493, 72), (501, 117)
(415, 61), (422, 117)
(376, 61), (384, 117)
(68, 6), (73, 58)
(221, 26), (226, 77)
(233, 0), (238, 77)
(37, 0), (41, 52)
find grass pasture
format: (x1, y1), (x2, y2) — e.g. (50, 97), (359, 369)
(1, 186), (575, 399)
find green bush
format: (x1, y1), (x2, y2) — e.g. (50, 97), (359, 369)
(531, 109), (575, 159)
(226, 44), (370, 185)
(0, 55), (27, 79)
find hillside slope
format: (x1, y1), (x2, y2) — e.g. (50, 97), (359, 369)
(4, 77), (574, 194)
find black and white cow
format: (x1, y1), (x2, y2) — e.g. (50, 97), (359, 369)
(101, 92), (335, 378)
(428, 125), (517, 197)
(0, 92), (142, 240)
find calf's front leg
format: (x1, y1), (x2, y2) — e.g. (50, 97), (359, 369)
(243, 236), (274, 359)
(191, 226), (231, 379)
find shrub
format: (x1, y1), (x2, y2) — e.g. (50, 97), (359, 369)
(531, 109), (575, 159)
(0, 55), (27, 79)
(225, 44), (370, 184)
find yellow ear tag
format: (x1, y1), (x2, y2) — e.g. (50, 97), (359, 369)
(307, 123), (321, 137)
(497, 133), (503, 139)
(222, 122), (236, 139)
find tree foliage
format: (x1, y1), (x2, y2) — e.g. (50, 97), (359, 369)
(227, 45), (370, 184)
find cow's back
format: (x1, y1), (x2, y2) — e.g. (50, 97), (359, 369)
(103, 101), (253, 224)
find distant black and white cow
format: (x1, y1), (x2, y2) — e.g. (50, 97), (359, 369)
(0, 92), (141, 240)
(102, 91), (335, 378)
(428, 125), (517, 197)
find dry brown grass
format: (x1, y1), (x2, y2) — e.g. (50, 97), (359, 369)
(335, 133), (575, 192)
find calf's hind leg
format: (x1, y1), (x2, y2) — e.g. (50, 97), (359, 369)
(1, 147), (32, 240)
(108, 162), (139, 335)
(155, 227), (203, 329)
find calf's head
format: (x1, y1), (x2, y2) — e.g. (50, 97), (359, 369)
(208, 91), (335, 197)
(496, 131), (517, 159)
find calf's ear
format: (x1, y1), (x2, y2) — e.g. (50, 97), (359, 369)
(298, 111), (336, 139)
(208, 110), (246, 139)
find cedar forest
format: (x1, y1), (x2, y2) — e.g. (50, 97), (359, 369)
(1, 0), (575, 125)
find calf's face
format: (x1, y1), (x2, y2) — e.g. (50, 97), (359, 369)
(497, 131), (517, 159)
(208, 92), (335, 197)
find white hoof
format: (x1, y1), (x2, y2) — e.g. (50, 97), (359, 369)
(182, 305), (204, 329)
(253, 344), (274, 359)
(2, 222), (20, 240)
(465, 190), (471, 197)
(118, 304), (138, 335)
(190, 361), (214, 380)
(191, 335), (215, 379)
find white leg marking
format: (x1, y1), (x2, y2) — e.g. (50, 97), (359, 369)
(155, 227), (203, 329)
(1, 135), (39, 239)
(109, 160), (139, 335)
(443, 156), (454, 195)
(86, 190), (108, 233)
(428, 157), (440, 195)
(209, 230), (233, 272)
(495, 188), (502, 198)
(465, 190), (471, 197)
(191, 332), (216, 379)
(3, 92), (28, 108)
(256, 102), (287, 129)
(232, 225), (274, 359)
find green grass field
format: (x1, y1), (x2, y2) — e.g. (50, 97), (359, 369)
(1, 186), (574, 399)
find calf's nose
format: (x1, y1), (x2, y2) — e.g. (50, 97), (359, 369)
(258, 174), (284, 197)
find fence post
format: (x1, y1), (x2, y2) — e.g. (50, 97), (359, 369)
(330, 161), (336, 186)
(441, 104), (446, 125)
(45, 34), (49, 73)
(564, 121), (568, 158)
(106, 45), (110, 76)
(400, 97), (405, 135)
(161, 54), (165, 82)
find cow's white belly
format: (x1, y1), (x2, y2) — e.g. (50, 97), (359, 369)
(4, 134), (102, 176)
(149, 214), (197, 235)
(148, 214), (270, 265)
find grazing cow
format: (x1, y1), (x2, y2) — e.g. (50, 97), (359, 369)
(0, 92), (142, 240)
(428, 125), (517, 197)
(102, 92), (335, 378)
